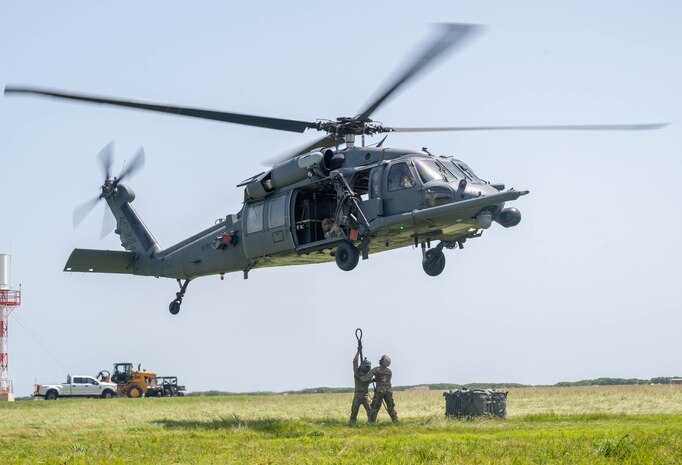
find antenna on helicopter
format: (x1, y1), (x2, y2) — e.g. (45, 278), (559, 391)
(375, 135), (389, 148)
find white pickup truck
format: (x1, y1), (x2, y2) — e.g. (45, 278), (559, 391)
(34, 375), (118, 400)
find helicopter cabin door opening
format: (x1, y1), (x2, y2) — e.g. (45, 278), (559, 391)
(292, 186), (337, 246)
(291, 168), (375, 248)
(243, 192), (295, 258)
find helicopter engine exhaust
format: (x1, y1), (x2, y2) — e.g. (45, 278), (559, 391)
(322, 149), (344, 173)
(495, 207), (522, 228)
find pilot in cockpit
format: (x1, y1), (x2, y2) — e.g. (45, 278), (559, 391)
(389, 163), (416, 190)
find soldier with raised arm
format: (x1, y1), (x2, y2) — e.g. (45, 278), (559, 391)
(361, 355), (398, 423)
(349, 349), (373, 425)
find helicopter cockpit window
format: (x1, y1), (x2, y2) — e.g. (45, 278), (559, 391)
(442, 160), (467, 180)
(414, 159), (447, 184)
(268, 195), (286, 229)
(457, 162), (483, 182)
(388, 163), (417, 191)
(246, 202), (264, 234)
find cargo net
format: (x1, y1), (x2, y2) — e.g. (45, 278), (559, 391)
(443, 389), (508, 418)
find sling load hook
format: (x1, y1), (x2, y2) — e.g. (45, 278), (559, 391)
(355, 327), (364, 363)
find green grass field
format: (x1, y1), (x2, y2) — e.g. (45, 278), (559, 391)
(1, 385), (681, 464)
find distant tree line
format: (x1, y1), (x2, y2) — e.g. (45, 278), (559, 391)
(186, 376), (680, 397)
(554, 377), (680, 387)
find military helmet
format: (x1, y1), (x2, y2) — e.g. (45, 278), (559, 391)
(379, 355), (391, 367)
(360, 358), (372, 373)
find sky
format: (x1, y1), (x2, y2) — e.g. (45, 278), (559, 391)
(1, 1), (680, 397)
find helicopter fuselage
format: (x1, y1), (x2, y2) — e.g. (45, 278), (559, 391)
(64, 145), (527, 287)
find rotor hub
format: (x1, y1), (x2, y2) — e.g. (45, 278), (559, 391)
(100, 178), (120, 199)
(316, 117), (391, 137)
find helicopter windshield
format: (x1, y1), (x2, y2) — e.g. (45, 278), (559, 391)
(443, 160), (483, 182)
(456, 161), (483, 182)
(415, 159), (448, 183)
(442, 160), (466, 179)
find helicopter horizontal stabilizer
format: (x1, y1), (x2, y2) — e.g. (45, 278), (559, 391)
(64, 248), (136, 274)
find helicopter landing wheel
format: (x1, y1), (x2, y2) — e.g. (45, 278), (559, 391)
(335, 241), (360, 271)
(169, 300), (181, 315)
(168, 279), (191, 315)
(422, 249), (446, 277)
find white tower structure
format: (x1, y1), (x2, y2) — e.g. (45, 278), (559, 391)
(0, 254), (21, 402)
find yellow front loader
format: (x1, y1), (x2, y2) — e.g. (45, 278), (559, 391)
(98, 362), (156, 398)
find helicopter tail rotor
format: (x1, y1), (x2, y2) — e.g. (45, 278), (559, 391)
(72, 195), (103, 229)
(73, 142), (145, 238)
(97, 141), (114, 181)
(117, 146), (145, 183)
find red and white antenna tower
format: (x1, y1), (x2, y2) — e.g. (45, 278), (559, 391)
(0, 254), (21, 402)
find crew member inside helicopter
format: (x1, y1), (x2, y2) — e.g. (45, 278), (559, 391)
(388, 163), (416, 190)
(322, 217), (343, 239)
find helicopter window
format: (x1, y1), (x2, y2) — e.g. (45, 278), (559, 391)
(246, 202), (264, 233)
(352, 170), (370, 196)
(456, 162), (482, 182)
(442, 160), (467, 180)
(369, 166), (384, 198)
(268, 195), (287, 229)
(388, 163), (416, 191)
(415, 159), (447, 183)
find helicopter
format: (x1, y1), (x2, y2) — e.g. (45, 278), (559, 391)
(4, 24), (668, 315)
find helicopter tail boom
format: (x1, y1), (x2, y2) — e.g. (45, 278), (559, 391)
(103, 183), (161, 257)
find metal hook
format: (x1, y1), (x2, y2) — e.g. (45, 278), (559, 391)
(355, 327), (364, 361)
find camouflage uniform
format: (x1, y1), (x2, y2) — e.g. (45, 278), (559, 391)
(361, 355), (398, 423)
(349, 350), (372, 425)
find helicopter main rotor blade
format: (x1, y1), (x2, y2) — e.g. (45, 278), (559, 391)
(391, 123), (670, 132)
(73, 196), (101, 229)
(4, 85), (318, 133)
(355, 23), (482, 122)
